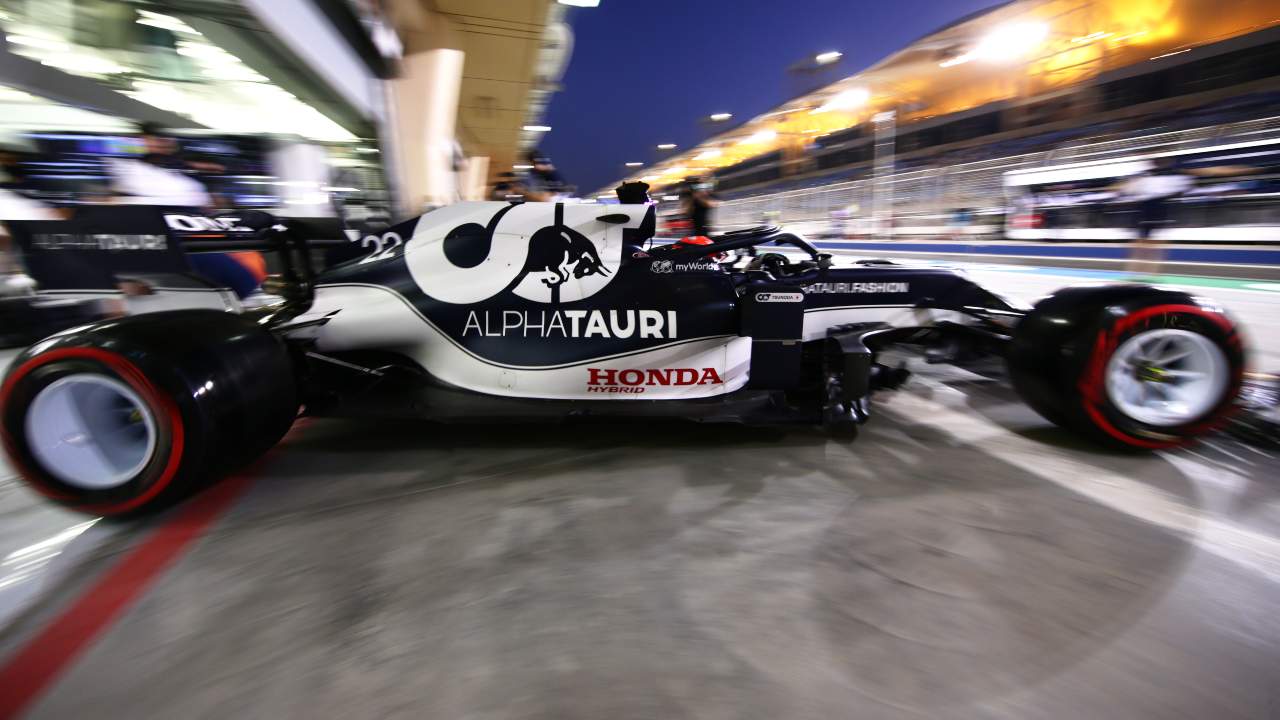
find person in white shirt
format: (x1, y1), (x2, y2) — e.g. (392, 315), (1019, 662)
(107, 124), (263, 298)
(107, 122), (216, 207)
(1120, 157), (1193, 277)
(0, 134), (60, 295)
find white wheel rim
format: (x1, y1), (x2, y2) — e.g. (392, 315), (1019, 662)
(1104, 328), (1228, 427)
(25, 375), (158, 490)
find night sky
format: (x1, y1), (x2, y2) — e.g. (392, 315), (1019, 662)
(540, 0), (1005, 194)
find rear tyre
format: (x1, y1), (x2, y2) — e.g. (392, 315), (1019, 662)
(1008, 286), (1245, 449)
(1, 310), (297, 516)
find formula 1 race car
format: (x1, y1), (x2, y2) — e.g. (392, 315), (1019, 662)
(0, 198), (1246, 516)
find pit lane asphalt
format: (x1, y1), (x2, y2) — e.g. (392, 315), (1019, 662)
(0, 268), (1277, 719)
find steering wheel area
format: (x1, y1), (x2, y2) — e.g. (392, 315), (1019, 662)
(657, 226), (832, 279)
(747, 251), (831, 279)
(750, 252), (792, 275)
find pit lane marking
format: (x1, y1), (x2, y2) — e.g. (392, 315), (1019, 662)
(0, 470), (259, 719)
(880, 381), (1280, 583)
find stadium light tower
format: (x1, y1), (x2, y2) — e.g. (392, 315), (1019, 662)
(939, 21), (1050, 67)
(738, 129), (777, 146)
(789, 50), (845, 95)
(979, 22), (1049, 60)
(811, 86), (870, 114)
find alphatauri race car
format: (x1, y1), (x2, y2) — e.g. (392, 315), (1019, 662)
(0, 196), (1247, 516)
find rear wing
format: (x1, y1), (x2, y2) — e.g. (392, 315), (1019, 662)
(8, 206), (350, 292)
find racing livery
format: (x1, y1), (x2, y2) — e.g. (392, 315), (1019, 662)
(0, 198), (1248, 516)
(298, 202), (746, 400)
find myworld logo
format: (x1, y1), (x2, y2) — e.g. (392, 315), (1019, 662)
(650, 259), (720, 274)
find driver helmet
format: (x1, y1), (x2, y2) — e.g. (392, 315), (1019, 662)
(674, 235), (726, 261)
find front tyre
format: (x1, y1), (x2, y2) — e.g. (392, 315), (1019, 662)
(1, 311), (297, 516)
(1009, 287), (1245, 449)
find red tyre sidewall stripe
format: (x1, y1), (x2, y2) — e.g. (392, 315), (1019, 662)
(1082, 399), (1170, 449)
(1078, 303), (1243, 449)
(0, 347), (185, 514)
(1113, 303), (1234, 335)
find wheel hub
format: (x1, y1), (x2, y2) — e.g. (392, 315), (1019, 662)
(25, 375), (158, 490)
(1104, 328), (1229, 427)
(1134, 364), (1170, 384)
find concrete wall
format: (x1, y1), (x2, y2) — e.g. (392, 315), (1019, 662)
(240, 0), (383, 124)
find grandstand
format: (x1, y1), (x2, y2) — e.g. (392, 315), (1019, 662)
(710, 98), (1280, 241)
(608, 0), (1280, 243)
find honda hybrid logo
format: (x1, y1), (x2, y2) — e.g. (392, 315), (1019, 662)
(588, 367), (724, 394)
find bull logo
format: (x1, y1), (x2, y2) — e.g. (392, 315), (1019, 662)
(508, 203), (614, 304)
(517, 224), (611, 303)
(408, 201), (624, 305)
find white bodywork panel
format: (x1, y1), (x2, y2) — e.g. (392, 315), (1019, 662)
(303, 202), (750, 401)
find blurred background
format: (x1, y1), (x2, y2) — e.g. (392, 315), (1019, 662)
(0, 0), (1275, 283)
(0, 3), (1278, 717)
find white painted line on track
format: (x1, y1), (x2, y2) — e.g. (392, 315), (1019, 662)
(821, 248), (1280, 272)
(880, 381), (1280, 583)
